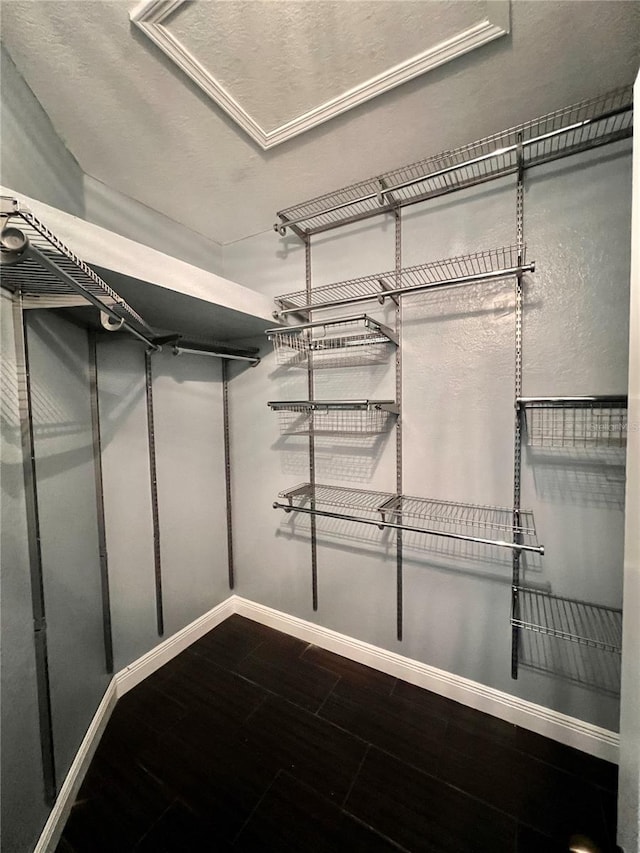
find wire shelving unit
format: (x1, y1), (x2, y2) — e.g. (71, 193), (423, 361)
(274, 246), (533, 319)
(511, 588), (622, 654)
(266, 314), (397, 368)
(518, 396), (628, 449)
(267, 400), (398, 435)
(1, 197), (156, 348)
(275, 483), (543, 555)
(274, 87), (633, 237)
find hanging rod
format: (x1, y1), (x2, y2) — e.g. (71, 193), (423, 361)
(172, 345), (260, 364)
(274, 246), (533, 319)
(2, 236), (160, 351)
(274, 86), (633, 237)
(517, 396), (628, 405)
(273, 500), (543, 555)
(274, 483), (543, 555)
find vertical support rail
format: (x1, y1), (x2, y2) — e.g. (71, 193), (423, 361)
(144, 350), (164, 636)
(222, 360), (234, 589)
(88, 332), (114, 674)
(12, 292), (57, 805)
(512, 134), (525, 679)
(394, 209), (404, 641)
(305, 236), (318, 610)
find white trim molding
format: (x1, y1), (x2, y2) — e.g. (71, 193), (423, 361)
(115, 596), (236, 696)
(36, 590), (619, 851)
(34, 681), (118, 853)
(130, 0), (510, 150)
(234, 596), (620, 764)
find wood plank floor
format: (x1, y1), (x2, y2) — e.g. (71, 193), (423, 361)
(56, 615), (620, 852)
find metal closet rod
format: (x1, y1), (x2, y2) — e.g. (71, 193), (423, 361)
(171, 345), (260, 364)
(275, 104), (631, 232)
(276, 263), (535, 318)
(26, 243), (161, 351)
(272, 501), (544, 555)
(517, 395), (628, 404)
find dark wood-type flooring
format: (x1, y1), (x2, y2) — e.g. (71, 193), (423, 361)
(56, 615), (619, 852)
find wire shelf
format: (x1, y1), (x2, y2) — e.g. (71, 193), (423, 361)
(268, 400), (398, 435)
(275, 86), (633, 236)
(274, 246), (530, 318)
(266, 314), (397, 368)
(275, 483), (543, 554)
(512, 588), (622, 653)
(518, 397), (628, 449)
(1, 198), (152, 335)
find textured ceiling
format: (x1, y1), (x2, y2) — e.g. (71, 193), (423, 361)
(1, 1), (639, 244)
(161, 0), (495, 132)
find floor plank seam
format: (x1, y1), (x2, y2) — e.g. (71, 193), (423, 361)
(131, 800), (176, 851)
(341, 743), (371, 810)
(341, 810), (413, 853)
(230, 768), (283, 847)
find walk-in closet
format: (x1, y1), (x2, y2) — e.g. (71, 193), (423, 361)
(1, 2), (639, 852)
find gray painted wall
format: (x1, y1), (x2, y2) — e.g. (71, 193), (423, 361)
(225, 140), (631, 732)
(97, 341), (231, 668)
(0, 293), (50, 853)
(26, 312), (111, 788)
(0, 44), (224, 277)
(0, 43), (84, 217)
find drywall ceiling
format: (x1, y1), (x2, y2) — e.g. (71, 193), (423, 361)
(1, 1), (639, 244)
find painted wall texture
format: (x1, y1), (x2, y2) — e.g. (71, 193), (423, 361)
(0, 43), (225, 277)
(26, 311), (111, 791)
(0, 293), (50, 853)
(97, 341), (231, 670)
(225, 139), (632, 732)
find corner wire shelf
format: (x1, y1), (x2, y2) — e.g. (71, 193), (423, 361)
(274, 245), (533, 319)
(274, 86), (633, 237)
(274, 483), (543, 555)
(1, 197), (157, 349)
(267, 400), (398, 435)
(266, 314), (397, 368)
(518, 396), (628, 449)
(512, 587), (622, 653)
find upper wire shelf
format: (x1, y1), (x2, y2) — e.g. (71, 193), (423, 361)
(518, 396), (628, 449)
(512, 587), (622, 653)
(274, 483), (543, 555)
(274, 86), (633, 237)
(266, 314), (397, 368)
(274, 245), (532, 318)
(0, 197), (155, 347)
(267, 400), (398, 435)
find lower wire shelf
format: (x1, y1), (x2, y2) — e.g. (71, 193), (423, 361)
(274, 483), (543, 554)
(511, 587), (622, 653)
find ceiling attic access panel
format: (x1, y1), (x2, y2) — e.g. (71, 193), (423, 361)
(131, 0), (510, 149)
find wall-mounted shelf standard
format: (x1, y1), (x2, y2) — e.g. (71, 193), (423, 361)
(274, 246), (534, 319)
(0, 197), (157, 349)
(274, 86), (633, 237)
(518, 396), (628, 449)
(267, 400), (398, 435)
(274, 483), (544, 555)
(266, 314), (397, 368)
(511, 587), (622, 653)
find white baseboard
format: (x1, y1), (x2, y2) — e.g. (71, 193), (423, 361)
(37, 592), (620, 852)
(34, 679), (118, 853)
(233, 596), (620, 764)
(115, 596), (236, 697)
